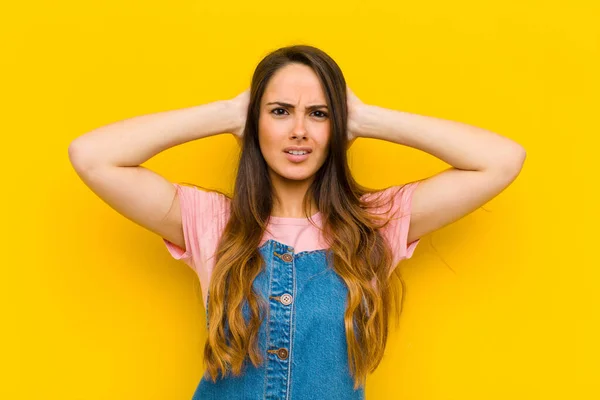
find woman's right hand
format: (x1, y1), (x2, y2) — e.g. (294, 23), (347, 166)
(229, 89), (250, 142)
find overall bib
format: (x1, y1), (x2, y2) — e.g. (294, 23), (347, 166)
(192, 239), (365, 400)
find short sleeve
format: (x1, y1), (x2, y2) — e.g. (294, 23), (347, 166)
(364, 181), (421, 270)
(162, 183), (231, 278)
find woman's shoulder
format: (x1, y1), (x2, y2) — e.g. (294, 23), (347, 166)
(359, 182), (420, 215)
(175, 183), (231, 205)
(174, 183), (232, 227)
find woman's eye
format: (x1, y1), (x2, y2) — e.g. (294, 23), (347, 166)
(270, 108), (328, 118)
(271, 108), (288, 116)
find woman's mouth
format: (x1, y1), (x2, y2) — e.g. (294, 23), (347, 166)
(284, 150), (310, 163)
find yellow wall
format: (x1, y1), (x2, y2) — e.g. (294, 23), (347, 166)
(2, 1), (598, 399)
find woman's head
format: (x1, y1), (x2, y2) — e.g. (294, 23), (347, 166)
(236, 45), (351, 217)
(203, 45), (405, 389)
(258, 62), (332, 183)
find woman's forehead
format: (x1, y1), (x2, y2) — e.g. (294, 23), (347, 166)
(263, 65), (326, 105)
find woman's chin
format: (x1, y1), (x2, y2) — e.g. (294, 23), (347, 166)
(283, 174), (312, 182)
(268, 163), (319, 183)
(278, 169), (315, 182)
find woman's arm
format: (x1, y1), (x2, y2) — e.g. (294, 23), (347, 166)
(68, 91), (248, 249)
(347, 89), (526, 244)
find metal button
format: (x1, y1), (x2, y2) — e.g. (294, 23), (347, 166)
(280, 293), (293, 305)
(276, 348), (288, 360)
(282, 253), (293, 262)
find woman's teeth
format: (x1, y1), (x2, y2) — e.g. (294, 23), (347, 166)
(287, 151), (307, 155)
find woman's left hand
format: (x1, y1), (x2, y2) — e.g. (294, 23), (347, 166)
(346, 86), (366, 147)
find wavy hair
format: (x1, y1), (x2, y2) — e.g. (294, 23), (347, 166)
(201, 44), (409, 389)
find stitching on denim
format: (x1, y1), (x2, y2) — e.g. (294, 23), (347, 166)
(261, 242), (274, 399)
(296, 266), (334, 295)
(287, 243), (297, 400)
(296, 248), (328, 259)
(262, 239), (329, 259)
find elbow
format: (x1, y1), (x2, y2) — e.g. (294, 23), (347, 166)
(68, 139), (82, 169)
(68, 138), (97, 175)
(509, 143), (527, 170)
(496, 144), (526, 181)
(67, 139), (80, 164)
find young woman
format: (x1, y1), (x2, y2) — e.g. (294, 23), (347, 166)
(68, 45), (526, 399)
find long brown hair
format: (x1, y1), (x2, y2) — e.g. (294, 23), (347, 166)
(202, 44), (408, 389)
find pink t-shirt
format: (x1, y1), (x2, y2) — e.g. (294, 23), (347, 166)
(163, 182), (421, 308)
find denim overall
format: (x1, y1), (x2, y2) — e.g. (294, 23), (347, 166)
(192, 239), (365, 400)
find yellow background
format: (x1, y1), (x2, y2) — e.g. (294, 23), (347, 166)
(1, 1), (598, 399)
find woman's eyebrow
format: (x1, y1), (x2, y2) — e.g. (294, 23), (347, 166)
(266, 101), (328, 110)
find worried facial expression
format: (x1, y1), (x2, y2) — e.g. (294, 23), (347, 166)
(258, 63), (332, 183)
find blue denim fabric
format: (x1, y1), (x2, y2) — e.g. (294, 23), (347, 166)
(192, 239), (365, 400)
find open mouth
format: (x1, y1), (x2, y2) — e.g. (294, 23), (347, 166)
(284, 150), (310, 163)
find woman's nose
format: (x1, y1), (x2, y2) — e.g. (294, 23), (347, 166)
(291, 115), (307, 137)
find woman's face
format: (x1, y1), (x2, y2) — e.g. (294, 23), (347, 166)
(258, 63), (331, 184)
